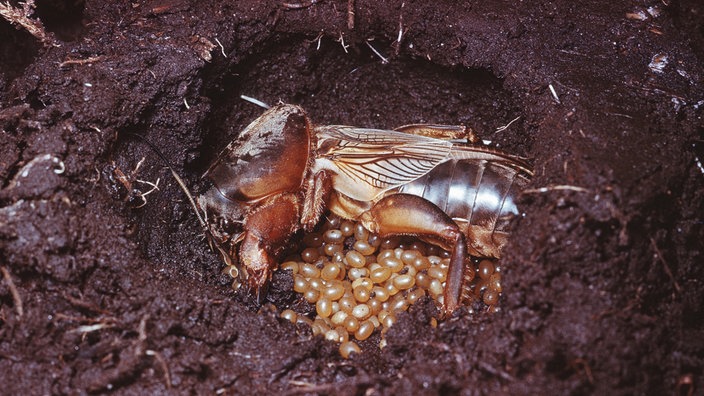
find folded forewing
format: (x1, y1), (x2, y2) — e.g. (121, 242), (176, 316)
(449, 146), (533, 176)
(314, 125), (454, 201)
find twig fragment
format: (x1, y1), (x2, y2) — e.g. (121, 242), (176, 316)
(59, 56), (105, 68)
(1, 266), (23, 317)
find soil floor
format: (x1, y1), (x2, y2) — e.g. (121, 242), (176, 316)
(1, 0), (703, 394)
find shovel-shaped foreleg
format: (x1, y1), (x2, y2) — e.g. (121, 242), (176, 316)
(239, 193), (301, 302)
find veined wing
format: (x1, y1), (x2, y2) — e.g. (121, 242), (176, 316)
(314, 125), (453, 201)
(450, 145), (533, 176)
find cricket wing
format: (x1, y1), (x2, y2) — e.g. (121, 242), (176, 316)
(314, 125), (453, 201)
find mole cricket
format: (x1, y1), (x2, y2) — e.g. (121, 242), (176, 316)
(137, 104), (532, 314)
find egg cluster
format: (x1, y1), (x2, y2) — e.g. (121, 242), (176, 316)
(273, 216), (503, 358)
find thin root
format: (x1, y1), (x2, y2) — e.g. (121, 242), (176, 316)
(240, 95), (271, 109)
(522, 185), (589, 194)
(548, 83), (561, 104)
(146, 350), (172, 389)
(365, 40), (389, 64)
(133, 156), (146, 174)
(1, 266), (23, 317)
(347, 0), (355, 29)
(138, 315), (148, 342)
(215, 37), (227, 58)
(88, 166), (101, 183)
(397, 3), (405, 45)
(132, 178), (161, 208)
(62, 293), (112, 315)
(67, 322), (115, 334)
(495, 116), (521, 133)
(650, 237), (681, 294)
(53, 313), (118, 324)
(136, 178), (160, 194)
(337, 32), (349, 53)
(570, 358), (594, 384)
(694, 154), (704, 176)
(282, 0), (319, 9)
(313, 31), (323, 50)
(0, 0), (57, 46)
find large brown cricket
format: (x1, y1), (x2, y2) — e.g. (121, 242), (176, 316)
(195, 104), (532, 314)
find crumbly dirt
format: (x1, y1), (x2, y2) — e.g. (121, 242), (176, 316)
(1, 0), (703, 394)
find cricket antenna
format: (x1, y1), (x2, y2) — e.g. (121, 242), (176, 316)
(126, 133), (208, 231)
(126, 133), (244, 290)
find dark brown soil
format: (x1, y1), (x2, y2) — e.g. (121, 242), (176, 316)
(1, 0), (703, 394)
